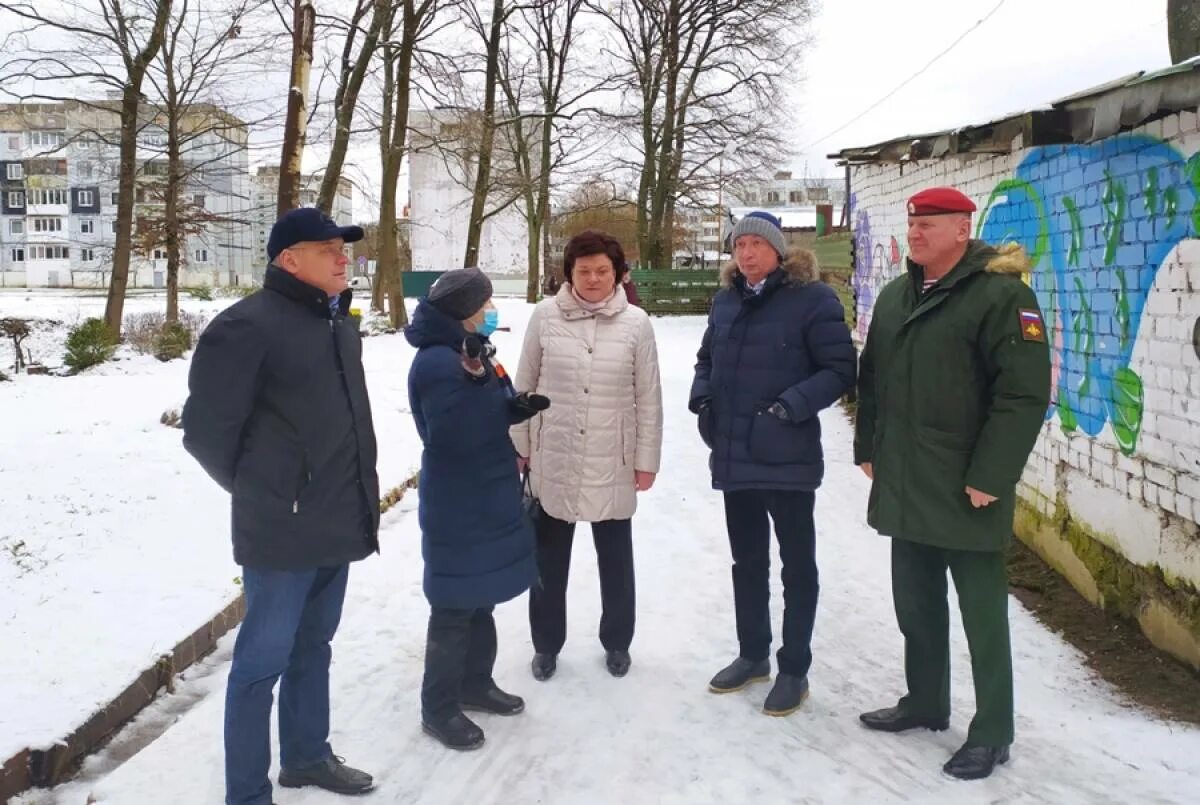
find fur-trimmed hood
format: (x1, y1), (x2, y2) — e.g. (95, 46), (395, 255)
(983, 241), (1031, 275)
(720, 247), (819, 288)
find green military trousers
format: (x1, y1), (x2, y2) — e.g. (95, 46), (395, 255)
(891, 537), (1013, 747)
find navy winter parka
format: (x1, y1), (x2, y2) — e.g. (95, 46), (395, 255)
(406, 299), (536, 609)
(689, 249), (857, 492)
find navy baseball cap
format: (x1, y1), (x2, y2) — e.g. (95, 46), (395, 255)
(267, 207), (364, 260)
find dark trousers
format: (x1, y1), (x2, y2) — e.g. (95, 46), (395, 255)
(722, 490), (818, 678)
(421, 606), (497, 722)
(224, 564), (348, 805)
(891, 538), (1014, 747)
(528, 512), (635, 655)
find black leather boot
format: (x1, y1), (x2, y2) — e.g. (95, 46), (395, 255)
(859, 705), (949, 733)
(943, 743), (1010, 780)
(708, 657), (771, 693)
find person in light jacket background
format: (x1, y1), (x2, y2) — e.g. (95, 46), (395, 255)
(511, 229), (664, 681)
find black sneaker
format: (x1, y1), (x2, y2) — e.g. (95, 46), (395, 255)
(859, 705), (949, 733)
(605, 650), (631, 677)
(278, 755), (374, 794)
(708, 657), (771, 693)
(462, 684), (525, 716)
(943, 743), (1010, 780)
(531, 652), (557, 681)
(762, 673), (809, 716)
(422, 712), (485, 751)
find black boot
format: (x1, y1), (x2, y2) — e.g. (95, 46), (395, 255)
(859, 705), (949, 733)
(762, 673), (809, 716)
(943, 743), (1010, 780)
(462, 683), (525, 716)
(605, 650), (631, 677)
(531, 652), (557, 681)
(708, 657), (771, 693)
(422, 711), (485, 751)
(278, 755), (374, 794)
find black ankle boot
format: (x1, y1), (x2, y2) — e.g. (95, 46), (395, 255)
(422, 711), (485, 751)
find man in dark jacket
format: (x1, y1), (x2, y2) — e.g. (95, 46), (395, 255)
(183, 207), (379, 805)
(689, 210), (856, 717)
(854, 187), (1051, 781)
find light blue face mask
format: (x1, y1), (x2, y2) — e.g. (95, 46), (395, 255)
(477, 308), (499, 337)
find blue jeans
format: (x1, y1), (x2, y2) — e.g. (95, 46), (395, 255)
(224, 564), (349, 805)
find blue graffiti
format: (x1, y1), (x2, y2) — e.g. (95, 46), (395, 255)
(977, 135), (1197, 455)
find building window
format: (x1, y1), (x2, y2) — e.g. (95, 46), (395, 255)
(30, 189), (68, 205)
(111, 220), (119, 234)
(29, 131), (65, 148)
(33, 218), (63, 233)
(766, 191), (781, 204)
(77, 162), (93, 179)
(9, 219), (23, 235)
(8, 191), (24, 208)
(80, 218), (95, 234)
(153, 248), (167, 260)
(110, 192), (119, 205)
(6, 135), (18, 151)
(81, 248), (96, 262)
(10, 247), (24, 262)
(788, 191), (803, 204)
(6, 163), (22, 180)
(29, 245), (69, 260)
(193, 193), (206, 208)
(194, 249), (209, 263)
(77, 189), (94, 206)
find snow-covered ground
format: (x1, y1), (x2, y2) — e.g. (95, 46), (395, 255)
(10, 302), (1200, 804)
(0, 290), (496, 766)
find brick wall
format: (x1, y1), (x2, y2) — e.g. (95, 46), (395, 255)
(849, 114), (1200, 648)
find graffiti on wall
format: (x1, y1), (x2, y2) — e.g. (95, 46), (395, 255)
(852, 204), (904, 341)
(976, 134), (1198, 456)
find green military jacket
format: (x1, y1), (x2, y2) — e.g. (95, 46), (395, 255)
(854, 240), (1052, 552)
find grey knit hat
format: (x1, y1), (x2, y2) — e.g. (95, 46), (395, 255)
(731, 211), (786, 259)
(427, 267), (493, 320)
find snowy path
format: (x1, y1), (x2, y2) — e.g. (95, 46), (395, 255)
(16, 312), (1200, 804)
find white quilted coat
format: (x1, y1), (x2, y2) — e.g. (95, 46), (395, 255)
(510, 285), (663, 524)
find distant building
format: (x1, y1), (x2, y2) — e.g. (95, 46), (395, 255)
(0, 100), (254, 288)
(730, 171), (847, 211)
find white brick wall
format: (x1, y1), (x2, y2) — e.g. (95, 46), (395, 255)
(850, 110), (1200, 587)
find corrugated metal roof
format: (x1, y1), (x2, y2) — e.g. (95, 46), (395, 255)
(830, 58), (1200, 166)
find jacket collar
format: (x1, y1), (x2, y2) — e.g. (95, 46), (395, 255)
(263, 264), (352, 319)
(732, 266), (788, 304)
(902, 240), (995, 324)
(555, 283), (629, 320)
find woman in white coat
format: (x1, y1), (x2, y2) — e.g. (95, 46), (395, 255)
(511, 230), (663, 681)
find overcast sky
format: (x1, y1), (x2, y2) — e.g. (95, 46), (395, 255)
(787, 0), (1172, 179)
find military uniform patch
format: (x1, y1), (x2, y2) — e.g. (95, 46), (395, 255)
(1018, 308), (1045, 342)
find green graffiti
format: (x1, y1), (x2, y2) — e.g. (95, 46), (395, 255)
(1072, 276), (1094, 399)
(1110, 366), (1144, 455)
(1101, 170), (1127, 266)
(1165, 186), (1179, 229)
(1058, 398), (1079, 432)
(976, 179), (1049, 267)
(1116, 268), (1132, 352)
(1187, 153), (1200, 232)
(1145, 166), (1160, 218)
(1062, 196), (1083, 268)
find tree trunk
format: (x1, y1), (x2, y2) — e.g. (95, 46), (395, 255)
(103, 0), (173, 336)
(317, 0), (387, 212)
(1169, 0), (1200, 64)
(164, 31), (182, 323)
(278, 0), (315, 215)
(463, 0), (505, 269)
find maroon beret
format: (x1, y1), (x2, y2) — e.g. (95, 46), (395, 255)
(907, 187), (977, 216)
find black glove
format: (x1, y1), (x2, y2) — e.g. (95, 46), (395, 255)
(509, 392), (550, 423)
(461, 336), (486, 380)
(693, 396), (712, 414)
(765, 400), (791, 422)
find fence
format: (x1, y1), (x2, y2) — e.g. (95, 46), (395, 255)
(629, 269), (721, 315)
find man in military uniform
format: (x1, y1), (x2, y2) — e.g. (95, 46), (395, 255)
(854, 187), (1051, 780)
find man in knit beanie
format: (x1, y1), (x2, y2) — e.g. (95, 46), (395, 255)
(689, 207), (856, 719)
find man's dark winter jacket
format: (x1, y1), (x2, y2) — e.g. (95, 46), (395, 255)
(690, 249), (856, 492)
(182, 266), (380, 570)
(406, 299), (536, 610)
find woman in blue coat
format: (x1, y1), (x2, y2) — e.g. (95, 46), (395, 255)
(406, 267), (549, 751)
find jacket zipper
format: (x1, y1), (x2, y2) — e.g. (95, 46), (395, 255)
(293, 449), (311, 514)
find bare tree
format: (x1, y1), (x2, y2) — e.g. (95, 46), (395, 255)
(144, 0), (268, 320)
(0, 0), (175, 335)
(589, 0), (812, 269)
(278, 0), (315, 214)
(1169, 0), (1200, 64)
(314, 0), (389, 211)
